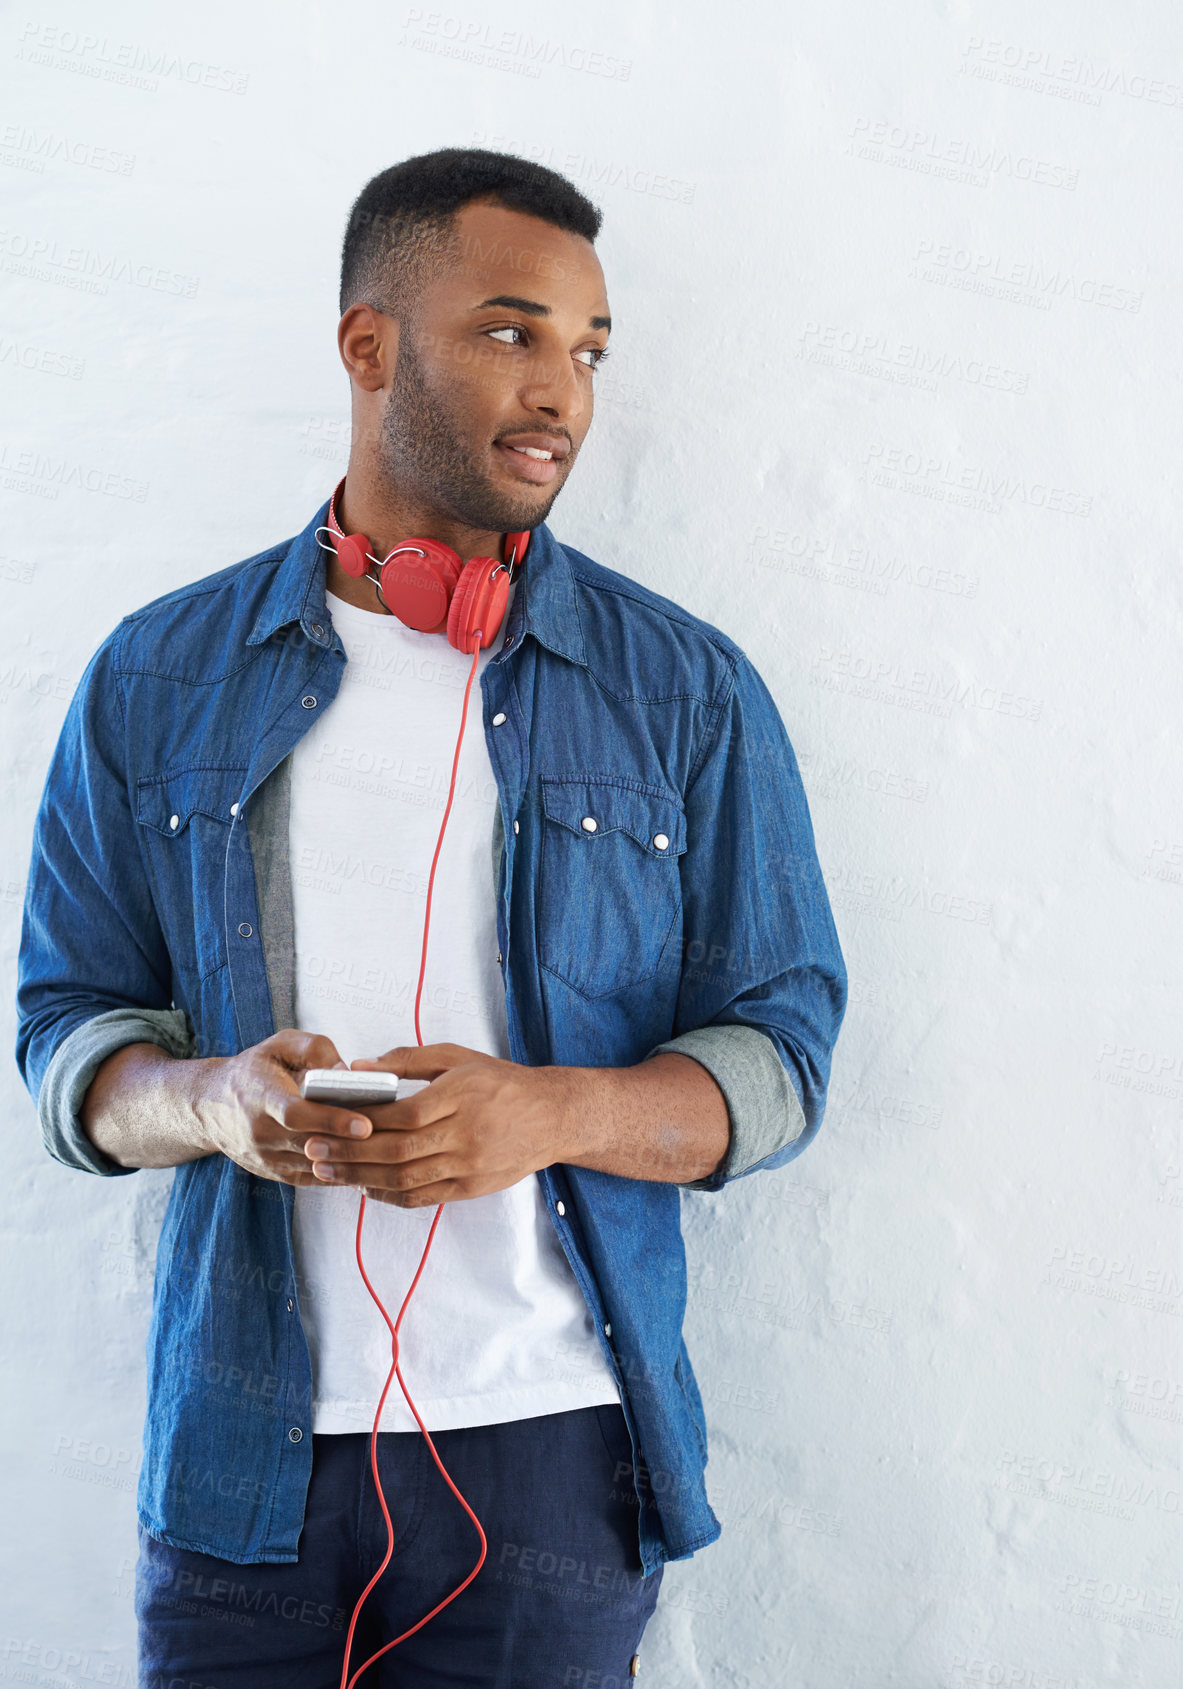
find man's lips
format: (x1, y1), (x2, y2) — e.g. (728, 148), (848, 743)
(494, 433), (570, 486)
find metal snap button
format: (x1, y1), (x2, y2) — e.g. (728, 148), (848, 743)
(492, 712), (507, 726)
(310, 623), (324, 639)
(285, 1297), (294, 1313)
(581, 816), (597, 833)
(653, 833), (669, 850)
(301, 695), (317, 709)
(496, 950), (503, 965)
(230, 802), (239, 816)
(238, 923), (253, 937)
(168, 814), (179, 830)
(604, 1322), (612, 1337)
(556, 1200), (566, 1216)
(288, 1426), (303, 1443)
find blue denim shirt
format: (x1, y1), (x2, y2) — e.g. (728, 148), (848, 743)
(15, 497), (847, 1574)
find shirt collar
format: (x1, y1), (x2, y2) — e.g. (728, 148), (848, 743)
(246, 494), (587, 667)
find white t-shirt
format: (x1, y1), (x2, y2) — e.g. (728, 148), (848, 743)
(289, 579), (621, 1434)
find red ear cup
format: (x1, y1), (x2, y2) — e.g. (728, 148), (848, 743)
(446, 526), (527, 651)
(447, 558), (509, 655)
(378, 538), (462, 633)
(336, 532), (373, 579)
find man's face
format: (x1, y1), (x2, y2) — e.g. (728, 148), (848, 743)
(374, 197), (611, 533)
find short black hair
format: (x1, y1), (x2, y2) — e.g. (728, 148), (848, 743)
(339, 148), (603, 318)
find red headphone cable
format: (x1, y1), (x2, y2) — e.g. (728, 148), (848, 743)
(337, 627), (490, 1689)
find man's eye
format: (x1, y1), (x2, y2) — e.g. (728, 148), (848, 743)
(484, 326), (610, 370)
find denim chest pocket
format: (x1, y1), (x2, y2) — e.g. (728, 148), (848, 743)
(136, 766), (247, 984)
(538, 777), (687, 999)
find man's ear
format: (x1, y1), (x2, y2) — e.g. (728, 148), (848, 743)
(338, 302), (398, 394)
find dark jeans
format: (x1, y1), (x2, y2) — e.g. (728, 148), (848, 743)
(136, 1404), (663, 1687)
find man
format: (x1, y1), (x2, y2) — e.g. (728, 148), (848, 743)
(15, 149), (847, 1685)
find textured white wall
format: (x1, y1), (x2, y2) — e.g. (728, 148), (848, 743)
(3, 2), (1180, 1684)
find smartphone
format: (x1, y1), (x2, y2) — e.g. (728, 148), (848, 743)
(299, 1070), (431, 1106)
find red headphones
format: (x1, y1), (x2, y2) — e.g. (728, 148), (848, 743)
(318, 478), (531, 654)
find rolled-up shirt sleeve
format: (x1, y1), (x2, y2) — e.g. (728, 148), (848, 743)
(647, 651), (848, 1193)
(37, 1006), (197, 1176)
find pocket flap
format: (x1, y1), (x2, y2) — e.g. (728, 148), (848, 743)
(136, 767), (247, 837)
(541, 777), (686, 856)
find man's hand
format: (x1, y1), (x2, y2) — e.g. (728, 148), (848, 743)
(195, 1028), (389, 1188)
(299, 1043), (580, 1209)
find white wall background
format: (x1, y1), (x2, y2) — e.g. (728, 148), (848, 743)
(2, 2), (1180, 1685)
